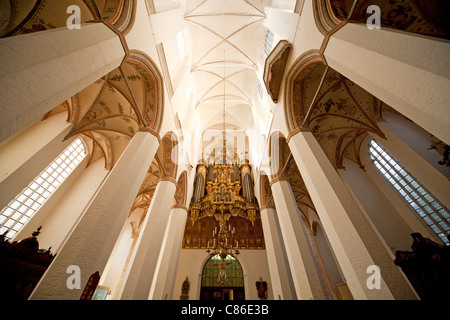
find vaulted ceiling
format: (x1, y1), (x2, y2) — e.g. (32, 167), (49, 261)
(184, 0), (267, 159)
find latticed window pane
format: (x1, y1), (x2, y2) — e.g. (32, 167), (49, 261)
(369, 140), (450, 245)
(0, 138), (87, 240)
(201, 254), (244, 288)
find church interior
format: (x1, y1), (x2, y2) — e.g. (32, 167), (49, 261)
(0, 0), (449, 301)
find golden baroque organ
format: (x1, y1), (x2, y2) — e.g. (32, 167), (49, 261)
(188, 158), (259, 227)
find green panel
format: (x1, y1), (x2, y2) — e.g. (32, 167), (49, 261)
(201, 254), (244, 287)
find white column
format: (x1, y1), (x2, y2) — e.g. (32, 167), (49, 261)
(117, 179), (177, 300)
(149, 207), (187, 300)
(323, 23), (450, 144)
(372, 124), (450, 209)
(29, 131), (159, 300)
(288, 131), (417, 300)
(0, 23), (125, 142)
(260, 207), (296, 300)
(0, 113), (73, 210)
(271, 180), (325, 300)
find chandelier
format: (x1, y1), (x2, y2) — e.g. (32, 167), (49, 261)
(206, 220), (240, 260)
(206, 220), (239, 284)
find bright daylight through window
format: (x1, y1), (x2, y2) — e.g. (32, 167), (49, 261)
(0, 138), (87, 240)
(369, 139), (450, 245)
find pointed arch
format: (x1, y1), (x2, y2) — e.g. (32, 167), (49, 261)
(259, 173), (274, 210)
(268, 131), (290, 181)
(284, 50), (324, 135)
(157, 131), (178, 180)
(313, 0), (450, 39)
(125, 50), (164, 135)
(0, 0), (137, 38)
(284, 49), (385, 170)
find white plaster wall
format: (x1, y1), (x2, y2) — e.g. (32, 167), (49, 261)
(173, 249), (273, 300)
(381, 111), (447, 178)
(339, 159), (415, 253)
(339, 140), (441, 248)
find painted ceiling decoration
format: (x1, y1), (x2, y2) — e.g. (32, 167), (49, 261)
(287, 58), (386, 170)
(317, 0), (449, 39)
(132, 158), (161, 211)
(284, 155), (315, 216)
(173, 171), (188, 209)
(157, 132), (179, 180)
(0, 0), (136, 38)
(259, 174), (274, 209)
(39, 51), (164, 170)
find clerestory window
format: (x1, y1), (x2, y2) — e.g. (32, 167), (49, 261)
(369, 139), (450, 245)
(0, 138), (87, 240)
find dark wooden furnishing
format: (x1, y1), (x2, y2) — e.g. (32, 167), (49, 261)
(394, 233), (450, 299)
(0, 227), (55, 300)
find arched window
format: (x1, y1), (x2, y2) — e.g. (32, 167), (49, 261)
(369, 140), (450, 245)
(202, 254), (244, 287)
(0, 138), (87, 239)
(200, 254), (245, 300)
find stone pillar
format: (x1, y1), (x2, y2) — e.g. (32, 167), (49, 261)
(270, 179), (325, 300)
(288, 131), (418, 300)
(323, 23), (450, 145)
(29, 131), (160, 300)
(0, 113), (73, 210)
(260, 207), (296, 300)
(117, 179), (177, 300)
(148, 206), (188, 300)
(0, 23), (126, 142)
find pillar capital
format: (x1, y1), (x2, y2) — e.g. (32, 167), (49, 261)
(138, 127), (161, 143)
(286, 127), (311, 145)
(160, 176), (177, 185)
(171, 204), (187, 211)
(269, 175), (288, 186)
